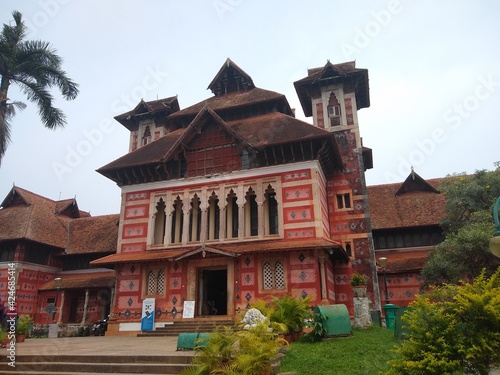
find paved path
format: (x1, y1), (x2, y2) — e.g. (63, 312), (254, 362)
(10, 335), (194, 358)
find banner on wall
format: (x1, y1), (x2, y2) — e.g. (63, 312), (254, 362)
(141, 298), (155, 331)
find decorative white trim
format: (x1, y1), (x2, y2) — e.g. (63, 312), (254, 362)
(120, 160), (322, 194)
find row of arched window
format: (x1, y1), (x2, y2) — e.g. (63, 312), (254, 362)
(151, 185), (279, 246)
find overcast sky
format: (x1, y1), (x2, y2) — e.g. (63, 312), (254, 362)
(0, 1), (499, 216)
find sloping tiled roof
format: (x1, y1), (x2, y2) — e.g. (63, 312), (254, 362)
(0, 187), (73, 248)
(97, 128), (185, 172)
(38, 270), (116, 290)
(0, 187), (119, 255)
(376, 248), (432, 273)
(98, 111), (334, 173)
(367, 177), (446, 230)
(91, 238), (346, 265)
(227, 112), (334, 147)
(169, 87), (290, 119)
(67, 214), (119, 254)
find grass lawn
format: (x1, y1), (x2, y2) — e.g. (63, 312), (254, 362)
(279, 325), (399, 375)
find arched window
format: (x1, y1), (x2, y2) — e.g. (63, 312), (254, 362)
(226, 190), (238, 239)
(171, 196), (184, 244)
(327, 92), (341, 126)
(153, 198), (166, 244)
(245, 187), (258, 237)
(208, 192), (220, 240)
(189, 194), (201, 242)
(142, 125), (152, 146)
(264, 185), (279, 235)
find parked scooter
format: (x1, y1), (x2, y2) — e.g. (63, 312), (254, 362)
(91, 316), (109, 336)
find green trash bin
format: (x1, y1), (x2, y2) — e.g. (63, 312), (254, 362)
(382, 304), (399, 331)
(314, 304), (352, 337)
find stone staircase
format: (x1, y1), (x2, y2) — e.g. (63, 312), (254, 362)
(0, 353), (194, 375)
(137, 318), (237, 337)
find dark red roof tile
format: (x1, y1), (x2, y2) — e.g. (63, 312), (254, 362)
(367, 177), (446, 230)
(38, 270), (116, 290)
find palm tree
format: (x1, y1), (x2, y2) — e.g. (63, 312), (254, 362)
(0, 10), (79, 164)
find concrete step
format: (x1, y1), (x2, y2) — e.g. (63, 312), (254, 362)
(0, 354), (194, 374)
(138, 319), (237, 337)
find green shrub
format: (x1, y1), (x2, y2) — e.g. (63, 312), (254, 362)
(385, 268), (500, 375)
(180, 322), (286, 375)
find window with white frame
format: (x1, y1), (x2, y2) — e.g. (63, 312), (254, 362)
(335, 192), (352, 210)
(327, 92), (341, 126)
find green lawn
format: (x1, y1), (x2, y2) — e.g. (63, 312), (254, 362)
(279, 326), (399, 375)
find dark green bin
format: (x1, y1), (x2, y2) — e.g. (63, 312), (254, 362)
(177, 332), (211, 350)
(314, 304), (352, 337)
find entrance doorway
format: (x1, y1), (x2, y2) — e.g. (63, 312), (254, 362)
(198, 268), (227, 316)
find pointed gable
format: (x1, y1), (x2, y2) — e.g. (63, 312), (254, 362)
(114, 96), (180, 131)
(169, 106), (252, 177)
(207, 58), (255, 96)
(294, 60), (369, 117)
(395, 169), (440, 196)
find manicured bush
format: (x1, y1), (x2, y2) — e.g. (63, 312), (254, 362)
(385, 268), (500, 375)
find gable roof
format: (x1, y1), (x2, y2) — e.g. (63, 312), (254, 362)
(0, 187), (88, 248)
(207, 58), (255, 95)
(162, 106), (253, 163)
(97, 109), (338, 177)
(294, 60), (370, 117)
(367, 174), (446, 230)
(395, 169), (440, 196)
(169, 87), (292, 121)
(114, 96), (180, 130)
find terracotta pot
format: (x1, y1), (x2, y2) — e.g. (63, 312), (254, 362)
(16, 334), (26, 343)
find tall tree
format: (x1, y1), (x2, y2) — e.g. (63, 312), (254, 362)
(0, 10), (79, 164)
(422, 165), (500, 285)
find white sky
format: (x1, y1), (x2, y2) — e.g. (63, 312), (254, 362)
(0, 0), (499, 215)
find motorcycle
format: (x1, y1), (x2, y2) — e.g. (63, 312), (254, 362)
(91, 316), (109, 336)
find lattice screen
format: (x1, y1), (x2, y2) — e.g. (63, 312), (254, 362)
(147, 270), (157, 295)
(275, 261), (285, 289)
(263, 262), (273, 289)
(157, 269), (165, 295)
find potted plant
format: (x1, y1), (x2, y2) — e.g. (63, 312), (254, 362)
(350, 272), (368, 298)
(270, 294), (312, 342)
(16, 315), (33, 342)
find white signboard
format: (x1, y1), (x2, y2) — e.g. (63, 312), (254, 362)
(141, 298), (155, 331)
(183, 301), (195, 318)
